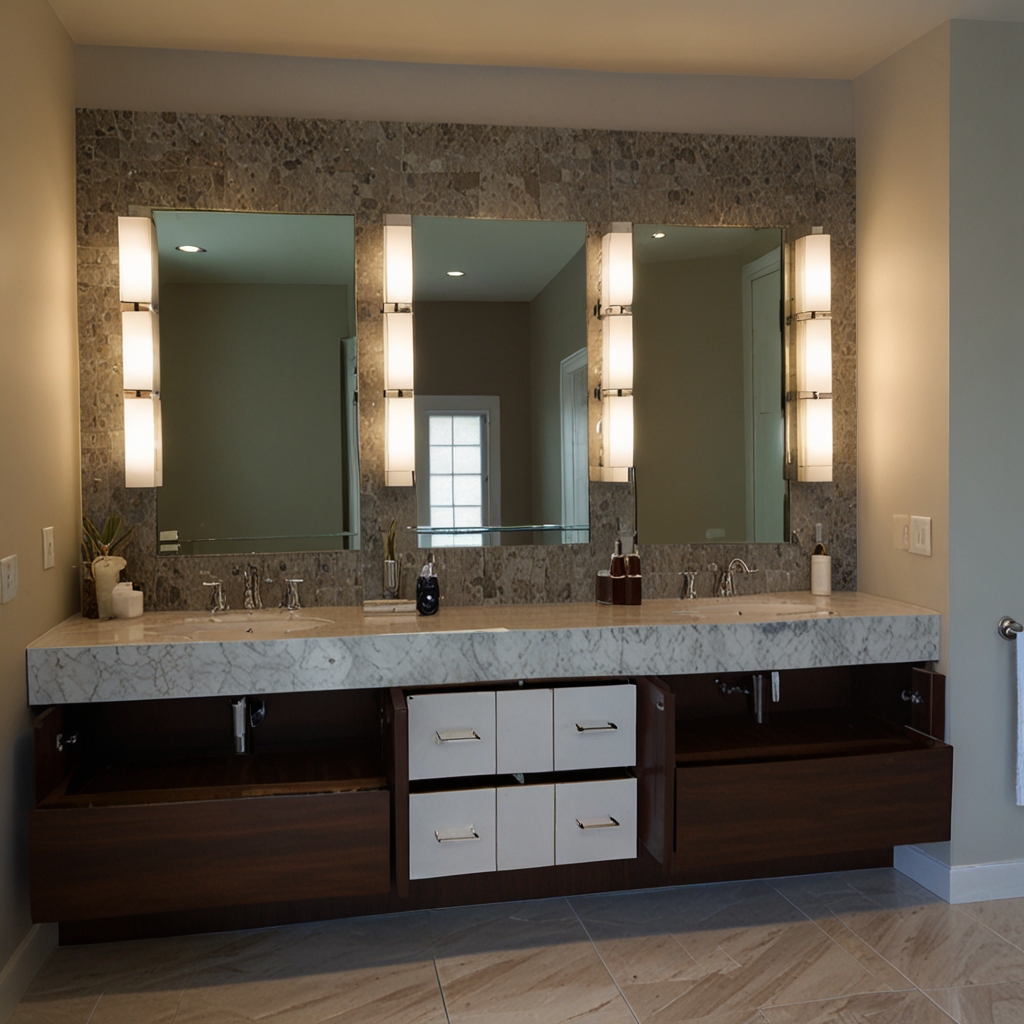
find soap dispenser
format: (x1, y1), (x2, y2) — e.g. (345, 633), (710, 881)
(416, 553), (440, 615)
(624, 538), (642, 606)
(610, 539), (626, 605)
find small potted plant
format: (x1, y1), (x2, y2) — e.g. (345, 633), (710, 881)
(81, 514), (134, 619)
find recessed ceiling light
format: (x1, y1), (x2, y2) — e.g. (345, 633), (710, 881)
(176, 244), (206, 253)
(446, 270), (465, 277)
(652, 232), (666, 239)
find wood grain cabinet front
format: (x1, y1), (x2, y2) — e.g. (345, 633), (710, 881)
(30, 789), (390, 923)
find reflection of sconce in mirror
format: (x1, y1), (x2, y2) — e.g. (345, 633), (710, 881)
(596, 222), (634, 482)
(383, 214), (415, 486)
(793, 227), (832, 482)
(118, 216), (163, 488)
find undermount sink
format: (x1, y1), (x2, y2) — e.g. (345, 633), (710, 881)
(674, 599), (835, 619)
(182, 612), (334, 638)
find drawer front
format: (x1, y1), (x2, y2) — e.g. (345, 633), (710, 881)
(497, 784), (554, 871)
(554, 684), (636, 771)
(30, 790), (390, 922)
(496, 689), (553, 775)
(675, 745), (954, 872)
(555, 778), (637, 866)
(409, 788), (496, 879)
(408, 691), (496, 780)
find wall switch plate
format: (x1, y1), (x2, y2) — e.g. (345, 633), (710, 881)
(1, 554), (17, 603)
(42, 527), (55, 570)
(910, 516), (932, 556)
(893, 515), (910, 550)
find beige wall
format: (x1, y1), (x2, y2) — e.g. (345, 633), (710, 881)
(74, 45), (855, 138)
(854, 24), (951, 677)
(0, 0), (79, 969)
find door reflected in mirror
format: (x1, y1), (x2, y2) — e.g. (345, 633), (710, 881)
(411, 217), (590, 547)
(153, 210), (359, 555)
(632, 225), (787, 545)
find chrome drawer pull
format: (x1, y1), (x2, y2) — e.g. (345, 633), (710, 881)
(577, 816), (620, 830)
(435, 728), (481, 743)
(575, 720), (617, 732)
(435, 826), (480, 843)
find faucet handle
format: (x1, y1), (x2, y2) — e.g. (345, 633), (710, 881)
(681, 571), (699, 600)
(282, 578), (303, 611)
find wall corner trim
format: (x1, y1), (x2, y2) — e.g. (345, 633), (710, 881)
(0, 924), (58, 1024)
(895, 845), (1024, 904)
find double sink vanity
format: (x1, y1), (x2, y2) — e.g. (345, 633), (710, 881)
(26, 592), (952, 943)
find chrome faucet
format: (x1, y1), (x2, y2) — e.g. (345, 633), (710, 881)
(281, 578), (303, 611)
(682, 571), (699, 600)
(718, 558), (758, 598)
(203, 579), (228, 613)
(243, 565), (262, 610)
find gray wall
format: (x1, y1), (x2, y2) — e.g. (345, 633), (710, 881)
(528, 247), (587, 536)
(947, 19), (1024, 867)
(0, 0), (78, 979)
(158, 283), (350, 553)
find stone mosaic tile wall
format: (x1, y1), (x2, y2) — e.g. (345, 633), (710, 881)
(76, 110), (856, 611)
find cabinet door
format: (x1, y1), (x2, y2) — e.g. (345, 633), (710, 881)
(496, 689), (553, 775)
(497, 784), (554, 871)
(407, 691), (496, 780)
(636, 676), (675, 865)
(409, 788), (496, 879)
(555, 778), (637, 865)
(554, 684), (636, 771)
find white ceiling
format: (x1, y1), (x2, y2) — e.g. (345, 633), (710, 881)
(50, 0), (1024, 79)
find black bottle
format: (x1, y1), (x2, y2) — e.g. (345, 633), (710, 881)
(416, 554), (440, 615)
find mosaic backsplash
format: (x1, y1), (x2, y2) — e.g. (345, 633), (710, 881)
(76, 110), (857, 611)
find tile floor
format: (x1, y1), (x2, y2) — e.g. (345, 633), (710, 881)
(12, 869), (1024, 1023)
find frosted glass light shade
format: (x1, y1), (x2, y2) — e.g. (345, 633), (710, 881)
(122, 310), (160, 392)
(384, 312), (414, 391)
(798, 397), (832, 482)
(602, 223), (633, 308)
(384, 215), (413, 305)
(603, 393), (634, 471)
(118, 216), (159, 306)
(124, 395), (163, 487)
(795, 317), (832, 394)
(385, 395), (415, 486)
(602, 315), (633, 392)
(794, 232), (831, 314)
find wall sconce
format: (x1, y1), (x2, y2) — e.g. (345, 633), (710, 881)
(383, 214), (415, 486)
(596, 223), (634, 482)
(792, 227), (832, 482)
(118, 216), (163, 488)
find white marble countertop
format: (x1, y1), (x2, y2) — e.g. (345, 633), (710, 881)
(26, 592), (940, 705)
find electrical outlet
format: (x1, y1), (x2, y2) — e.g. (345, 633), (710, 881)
(910, 516), (932, 556)
(42, 527), (55, 570)
(1, 554), (17, 603)
(893, 515), (909, 550)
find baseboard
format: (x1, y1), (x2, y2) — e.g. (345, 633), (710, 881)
(895, 845), (1024, 904)
(0, 924), (58, 1024)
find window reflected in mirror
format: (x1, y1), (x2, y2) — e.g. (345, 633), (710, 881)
(153, 210), (359, 555)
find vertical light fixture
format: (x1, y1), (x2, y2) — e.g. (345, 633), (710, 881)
(598, 222), (634, 482)
(793, 227), (832, 482)
(118, 216), (163, 488)
(383, 214), (415, 486)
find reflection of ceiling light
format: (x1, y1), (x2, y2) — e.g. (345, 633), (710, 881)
(446, 270), (465, 277)
(652, 232), (666, 239)
(175, 244), (206, 253)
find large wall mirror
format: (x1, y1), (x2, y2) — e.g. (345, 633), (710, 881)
(411, 217), (590, 547)
(632, 225), (787, 545)
(153, 211), (360, 555)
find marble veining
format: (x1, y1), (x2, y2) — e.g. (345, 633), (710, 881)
(27, 593), (938, 705)
(76, 110), (857, 611)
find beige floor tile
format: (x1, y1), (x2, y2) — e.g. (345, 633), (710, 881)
(927, 982), (1024, 1024)
(7, 995), (101, 1024)
(835, 903), (1024, 989)
(592, 933), (705, 986)
(760, 990), (955, 1023)
(958, 898), (1024, 951)
(89, 989), (184, 1024)
(809, 914), (914, 991)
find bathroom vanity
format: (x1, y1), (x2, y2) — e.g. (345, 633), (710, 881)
(26, 593), (951, 942)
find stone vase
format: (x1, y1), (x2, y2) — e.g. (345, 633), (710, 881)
(93, 556), (127, 620)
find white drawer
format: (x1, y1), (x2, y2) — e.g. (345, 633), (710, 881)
(409, 788), (496, 879)
(496, 689), (553, 775)
(555, 777), (637, 866)
(553, 684), (636, 771)
(408, 691), (496, 780)
(497, 784), (554, 871)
